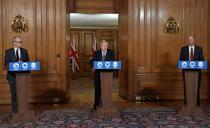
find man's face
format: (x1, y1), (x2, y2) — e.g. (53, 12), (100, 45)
(13, 38), (22, 48)
(100, 41), (109, 51)
(188, 36), (195, 46)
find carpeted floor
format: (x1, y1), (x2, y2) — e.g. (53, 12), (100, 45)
(70, 78), (123, 103)
(1, 108), (210, 128)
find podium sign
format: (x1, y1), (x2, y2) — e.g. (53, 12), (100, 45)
(93, 61), (122, 70)
(178, 61), (207, 69)
(9, 62), (40, 71)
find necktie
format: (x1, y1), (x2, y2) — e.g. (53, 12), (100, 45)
(102, 51), (106, 61)
(16, 49), (20, 61)
(190, 47), (194, 61)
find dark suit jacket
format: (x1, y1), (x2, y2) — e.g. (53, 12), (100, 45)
(179, 45), (204, 105)
(91, 49), (115, 69)
(179, 45), (204, 61)
(5, 47), (30, 81)
(93, 49), (115, 61)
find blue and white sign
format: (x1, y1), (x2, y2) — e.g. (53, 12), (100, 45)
(9, 62), (40, 71)
(94, 61), (122, 70)
(178, 61), (207, 69)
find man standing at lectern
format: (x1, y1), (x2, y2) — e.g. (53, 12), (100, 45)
(92, 40), (115, 111)
(5, 36), (30, 113)
(179, 35), (204, 106)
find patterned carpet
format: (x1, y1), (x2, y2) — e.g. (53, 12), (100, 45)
(0, 108), (210, 128)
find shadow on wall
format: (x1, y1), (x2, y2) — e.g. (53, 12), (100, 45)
(136, 52), (179, 101)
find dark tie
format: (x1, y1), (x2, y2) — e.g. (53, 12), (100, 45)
(16, 49), (20, 61)
(190, 48), (194, 61)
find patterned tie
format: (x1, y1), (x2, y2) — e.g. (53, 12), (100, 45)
(16, 49), (20, 61)
(190, 47), (194, 61)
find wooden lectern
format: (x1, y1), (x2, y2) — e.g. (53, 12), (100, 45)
(179, 70), (203, 116)
(9, 72), (37, 123)
(94, 72), (119, 118)
(178, 61), (207, 116)
(93, 61), (121, 118)
(7, 62), (40, 123)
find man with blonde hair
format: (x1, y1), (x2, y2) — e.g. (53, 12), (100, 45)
(91, 40), (115, 111)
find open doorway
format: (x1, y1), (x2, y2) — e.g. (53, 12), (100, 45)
(68, 13), (123, 104)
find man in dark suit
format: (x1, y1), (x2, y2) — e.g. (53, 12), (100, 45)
(179, 35), (204, 106)
(4, 36), (30, 113)
(92, 40), (115, 111)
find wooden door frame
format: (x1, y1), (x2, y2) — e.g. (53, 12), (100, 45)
(65, 0), (130, 101)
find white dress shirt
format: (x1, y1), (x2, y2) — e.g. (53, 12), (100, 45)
(102, 50), (107, 56)
(14, 47), (21, 60)
(189, 45), (195, 60)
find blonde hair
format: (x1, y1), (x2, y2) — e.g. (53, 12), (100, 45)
(100, 39), (109, 44)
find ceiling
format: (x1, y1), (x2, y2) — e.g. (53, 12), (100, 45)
(70, 13), (119, 28)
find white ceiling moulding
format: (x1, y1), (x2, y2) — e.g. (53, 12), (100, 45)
(70, 13), (119, 28)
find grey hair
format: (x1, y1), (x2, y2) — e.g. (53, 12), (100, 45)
(12, 36), (19, 43)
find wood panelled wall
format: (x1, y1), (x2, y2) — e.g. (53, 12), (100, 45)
(208, 1), (210, 99)
(67, 0), (119, 13)
(0, 0), (69, 104)
(118, 0), (129, 99)
(0, 0), (209, 104)
(119, 0), (210, 100)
